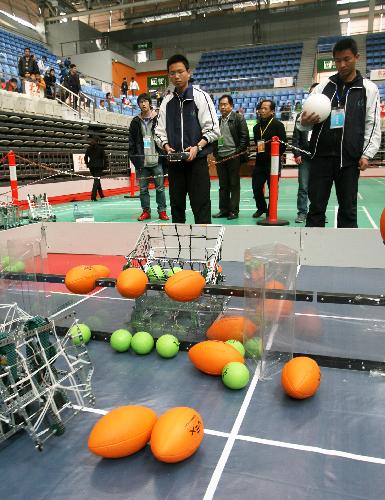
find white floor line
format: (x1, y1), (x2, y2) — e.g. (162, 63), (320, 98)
(362, 206), (378, 229)
(235, 434), (385, 465)
(295, 312), (385, 322)
(334, 206), (338, 228)
(203, 362), (262, 500)
(74, 406), (385, 465)
(357, 191), (363, 200)
(49, 287), (106, 319)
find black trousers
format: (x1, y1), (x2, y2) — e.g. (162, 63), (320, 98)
(217, 156), (241, 214)
(252, 162), (270, 213)
(306, 157), (360, 228)
(91, 177), (104, 200)
(168, 156), (211, 224)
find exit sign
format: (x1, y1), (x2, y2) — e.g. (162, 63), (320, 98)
(147, 75), (168, 89)
(133, 42), (152, 51)
(317, 58), (336, 72)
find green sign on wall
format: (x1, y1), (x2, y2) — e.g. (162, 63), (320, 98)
(133, 42), (152, 51)
(147, 75), (168, 89)
(317, 58), (336, 72)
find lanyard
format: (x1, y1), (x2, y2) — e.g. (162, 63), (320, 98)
(335, 85), (350, 107)
(260, 117), (273, 138)
(220, 112), (232, 128)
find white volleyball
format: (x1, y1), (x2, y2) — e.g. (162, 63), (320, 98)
(302, 94), (332, 122)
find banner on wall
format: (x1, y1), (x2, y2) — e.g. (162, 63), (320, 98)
(24, 81), (44, 98)
(147, 75), (168, 89)
(370, 69), (385, 80)
(73, 154), (89, 173)
(274, 76), (294, 88)
(317, 58), (336, 72)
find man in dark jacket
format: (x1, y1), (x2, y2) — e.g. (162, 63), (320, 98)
(84, 136), (106, 201)
(154, 54), (220, 224)
(121, 77), (128, 97)
(213, 94), (249, 220)
(292, 83), (319, 223)
(128, 93), (169, 221)
(252, 99), (286, 219)
(64, 64), (81, 109)
(44, 68), (56, 99)
(299, 37), (381, 228)
(18, 48), (39, 78)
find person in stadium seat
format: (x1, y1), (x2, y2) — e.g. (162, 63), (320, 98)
(121, 77), (128, 98)
(213, 94), (249, 220)
(299, 37), (381, 228)
(18, 47), (39, 78)
(44, 68), (56, 99)
(129, 93), (169, 222)
(84, 136), (106, 201)
(99, 99), (107, 110)
(64, 56), (72, 68)
(129, 76), (139, 96)
(64, 64), (81, 109)
(252, 99), (286, 219)
(37, 55), (49, 75)
(292, 83), (319, 224)
(155, 54), (220, 224)
(5, 78), (18, 92)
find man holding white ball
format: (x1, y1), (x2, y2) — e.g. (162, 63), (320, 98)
(298, 37), (381, 228)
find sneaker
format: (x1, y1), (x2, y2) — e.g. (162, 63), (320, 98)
(252, 209), (266, 218)
(295, 213), (306, 223)
(138, 210), (151, 221)
(159, 211), (169, 221)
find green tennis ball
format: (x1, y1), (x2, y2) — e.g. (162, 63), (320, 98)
(222, 362), (250, 390)
(1, 256), (10, 268)
(68, 323), (91, 345)
(156, 334), (180, 358)
(146, 265), (166, 282)
(110, 329), (132, 352)
(131, 331), (154, 354)
(244, 337), (262, 359)
(11, 261), (25, 273)
(226, 339), (245, 357)
(166, 266), (183, 278)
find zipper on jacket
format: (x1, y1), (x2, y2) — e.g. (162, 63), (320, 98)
(311, 83), (337, 160)
(340, 85), (361, 168)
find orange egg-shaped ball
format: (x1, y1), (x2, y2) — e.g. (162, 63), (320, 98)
(380, 207), (385, 244)
(165, 270), (205, 302)
(281, 356), (321, 399)
(116, 268), (148, 298)
(64, 265), (97, 294)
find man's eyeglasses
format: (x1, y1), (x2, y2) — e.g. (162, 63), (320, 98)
(169, 70), (187, 77)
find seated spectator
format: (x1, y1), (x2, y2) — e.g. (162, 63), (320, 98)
(38, 55), (49, 75)
(280, 102), (291, 121)
(5, 78), (18, 92)
(99, 99), (107, 110)
(44, 68), (56, 99)
(59, 62), (68, 84)
(1, 78), (6, 89)
(105, 92), (114, 111)
(64, 56), (72, 68)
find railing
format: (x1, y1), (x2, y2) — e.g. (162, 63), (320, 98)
(53, 82), (96, 121)
(0, 150), (129, 182)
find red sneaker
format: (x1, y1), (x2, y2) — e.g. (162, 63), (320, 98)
(138, 210), (151, 221)
(159, 211), (169, 221)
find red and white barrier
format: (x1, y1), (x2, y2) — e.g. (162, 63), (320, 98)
(257, 136), (289, 227)
(8, 150), (19, 206)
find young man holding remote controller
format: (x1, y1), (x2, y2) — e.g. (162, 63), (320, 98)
(155, 54), (220, 224)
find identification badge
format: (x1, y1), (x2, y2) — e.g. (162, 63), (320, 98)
(143, 136), (151, 149)
(218, 136), (224, 147)
(257, 140), (265, 153)
(330, 108), (345, 129)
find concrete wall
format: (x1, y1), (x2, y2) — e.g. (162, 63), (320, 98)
(70, 50), (136, 84)
(46, 20), (101, 57)
(108, 2), (340, 56)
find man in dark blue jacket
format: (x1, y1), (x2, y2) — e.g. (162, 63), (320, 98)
(155, 54), (220, 224)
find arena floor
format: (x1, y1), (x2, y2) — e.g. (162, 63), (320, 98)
(1, 259), (385, 500)
(48, 177), (385, 228)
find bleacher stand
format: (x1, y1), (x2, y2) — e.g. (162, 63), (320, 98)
(194, 43), (303, 93)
